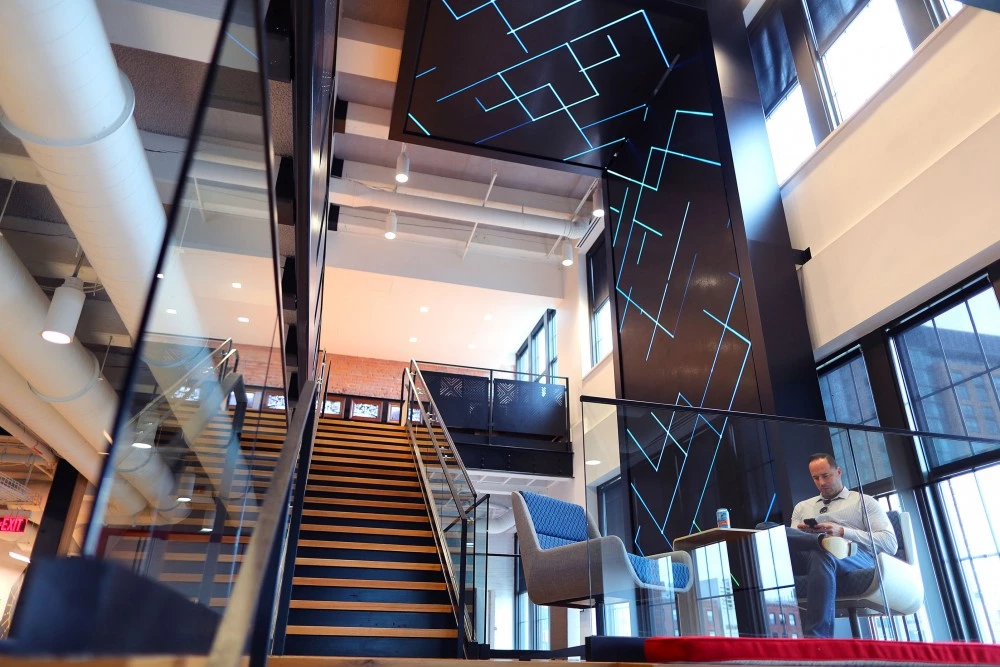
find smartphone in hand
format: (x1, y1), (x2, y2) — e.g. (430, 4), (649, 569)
(803, 518), (818, 528)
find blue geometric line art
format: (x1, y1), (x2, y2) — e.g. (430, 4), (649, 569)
(416, 66), (437, 78)
(631, 482), (673, 550)
(432, 4), (670, 162)
(407, 113), (431, 136)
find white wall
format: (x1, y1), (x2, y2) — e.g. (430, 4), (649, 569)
(782, 8), (1000, 359)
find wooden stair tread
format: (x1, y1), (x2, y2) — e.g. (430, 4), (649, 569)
(299, 524), (432, 537)
(308, 474), (419, 488)
(303, 497), (425, 510)
(305, 485), (424, 499)
(288, 600), (452, 613)
(310, 465), (416, 479)
(310, 457), (415, 469)
(297, 539), (436, 553)
(285, 626), (457, 639)
(301, 509), (428, 523)
(295, 558), (440, 571)
(293, 577), (445, 590)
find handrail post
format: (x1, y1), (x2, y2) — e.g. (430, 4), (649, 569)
(457, 517), (469, 658)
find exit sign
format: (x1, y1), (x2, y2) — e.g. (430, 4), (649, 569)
(0, 517), (26, 533)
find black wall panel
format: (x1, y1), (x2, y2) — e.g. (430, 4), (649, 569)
(605, 43), (779, 555)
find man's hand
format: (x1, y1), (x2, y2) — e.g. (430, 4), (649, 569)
(815, 522), (845, 537)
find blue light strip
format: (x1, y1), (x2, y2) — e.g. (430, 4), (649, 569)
(634, 527), (646, 556)
(416, 66), (437, 78)
(616, 287), (675, 338)
(570, 10), (669, 68)
(407, 113), (431, 136)
(492, 1), (528, 52)
(703, 310), (751, 345)
(580, 35), (620, 72)
(700, 275), (744, 406)
(498, 72), (534, 120)
(226, 32), (259, 60)
(564, 137), (624, 161)
(613, 187), (629, 245)
(631, 482), (673, 549)
(666, 150), (722, 167)
(764, 493), (777, 524)
(578, 103), (645, 131)
(507, 0), (582, 35)
(619, 286), (633, 331)
(636, 231), (646, 265)
(671, 253), (697, 333)
(441, 0), (494, 20)
(667, 202), (690, 281)
(474, 118), (533, 144)
(651, 412), (688, 457)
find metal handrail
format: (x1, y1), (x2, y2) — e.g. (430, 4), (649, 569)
(402, 368), (476, 649)
(207, 378), (317, 667)
(415, 359), (570, 385)
(410, 360), (476, 502)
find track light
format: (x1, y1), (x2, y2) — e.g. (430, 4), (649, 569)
(395, 146), (410, 184)
(176, 471), (195, 503)
(385, 211), (398, 240)
(562, 241), (574, 267)
(592, 186), (605, 218)
(41, 276), (86, 344)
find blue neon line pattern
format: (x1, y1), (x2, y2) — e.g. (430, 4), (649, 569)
(610, 106), (758, 553)
(421, 2), (670, 162)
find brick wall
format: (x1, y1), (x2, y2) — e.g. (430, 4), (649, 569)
(232, 344), (282, 387)
(325, 354), (408, 399)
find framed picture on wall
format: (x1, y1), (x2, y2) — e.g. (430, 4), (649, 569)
(350, 398), (382, 422)
(386, 401), (402, 424)
(323, 395), (346, 419)
(229, 386), (263, 410)
(262, 389), (287, 412)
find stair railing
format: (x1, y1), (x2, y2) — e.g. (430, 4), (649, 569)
(402, 366), (488, 657)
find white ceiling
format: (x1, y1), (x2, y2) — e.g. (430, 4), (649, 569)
(321, 267), (561, 369)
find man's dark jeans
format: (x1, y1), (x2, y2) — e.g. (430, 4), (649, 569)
(786, 527), (874, 637)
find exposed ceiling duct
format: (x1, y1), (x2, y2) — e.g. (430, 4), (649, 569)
(0, 409), (57, 468)
(0, 355), (145, 515)
(0, 238), (179, 519)
(329, 177), (591, 239)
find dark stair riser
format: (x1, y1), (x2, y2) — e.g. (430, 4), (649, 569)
(283, 635), (455, 658)
(293, 565), (442, 583)
(296, 546), (439, 563)
(298, 516), (430, 531)
(301, 501), (428, 517)
(287, 608), (455, 629)
(292, 584), (451, 605)
(296, 529), (435, 547)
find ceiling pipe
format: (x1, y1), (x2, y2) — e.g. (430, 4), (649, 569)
(0, 355), (145, 516)
(0, 238), (181, 520)
(329, 177), (590, 239)
(0, 0), (229, 519)
(0, 408), (57, 468)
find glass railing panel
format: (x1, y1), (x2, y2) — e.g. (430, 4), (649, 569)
(581, 398), (1000, 643)
(84, 0), (285, 618)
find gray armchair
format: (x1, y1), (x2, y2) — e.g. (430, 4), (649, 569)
(512, 491), (692, 608)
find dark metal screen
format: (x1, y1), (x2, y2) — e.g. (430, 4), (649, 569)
(421, 370), (490, 431)
(492, 379), (566, 437)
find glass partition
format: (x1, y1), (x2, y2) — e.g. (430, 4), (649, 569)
(83, 0), (285, 617)
(581, 397), (1000, 642)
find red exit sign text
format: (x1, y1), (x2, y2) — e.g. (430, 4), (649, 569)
(0, 517), (27, 533)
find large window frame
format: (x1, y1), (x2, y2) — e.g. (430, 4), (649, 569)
(515, 309), (558, 382)
(749, 0), (958, 181)
(816, 259), (1000, 643)
(587, 237), (613, 367)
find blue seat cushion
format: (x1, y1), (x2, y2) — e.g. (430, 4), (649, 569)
(521, 492), (588, 543)
(627, 553), (690, 589)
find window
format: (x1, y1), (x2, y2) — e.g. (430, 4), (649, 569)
(937, 463), (1000, 643)
(892, 285), (1000, 469)
(515, 309), (558, 382)
(765, 84), (816, 181)
(820, 0), (914, 122)
(819, 352), (892, 488)
(588, 237), (613, 365)
(789, 614), (795, 627)
(942, 0), (964, 17)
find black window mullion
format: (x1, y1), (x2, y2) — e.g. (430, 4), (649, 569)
(896, 0), (937, 50)
(779, 0), (835, 141)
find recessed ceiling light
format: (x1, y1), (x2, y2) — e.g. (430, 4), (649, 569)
(200, 527), (213, 533)
(419, 306), (429, 313)
(132, 442), (153, 450)
(156, 273), (164, 279)
(409, 337), (418, 343)
(237, 317), (250, 323)
(585, 460), (602, 466)
(232, 282), (242, 289)
(9, 551), (30, 564)
(177, 496), (192, 503)
(484, 314), (493, 321)
(165, 308), (177, 315)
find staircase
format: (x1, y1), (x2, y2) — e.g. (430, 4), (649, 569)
(282, 418), (458, 658)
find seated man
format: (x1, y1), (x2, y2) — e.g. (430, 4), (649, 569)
(788, 453), (898, 638)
